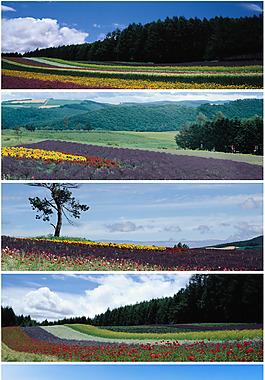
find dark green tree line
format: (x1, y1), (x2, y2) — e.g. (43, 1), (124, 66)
(22, 14), (262, 63)
(175, 115), (263, 154)
(1, 306), (38, 327)
(93, 275), (263, 325)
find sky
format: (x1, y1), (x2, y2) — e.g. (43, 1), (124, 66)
(2, 1), (263, 53)
(2, 364), (263, 380)
(1, 90), (263, 104)
(2, 183), (263, 247)
(2, 273), (192, 320)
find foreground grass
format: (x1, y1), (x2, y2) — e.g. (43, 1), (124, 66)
(67, 324), (263, 342)
(2, 130), (262, 165)
(2, 343), (59, 362)
(1, 248), (157, 271)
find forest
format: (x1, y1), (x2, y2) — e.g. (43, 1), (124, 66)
(2, 275), (262, 327)
(19, 14), (263, 63)
(2, 98), (263, 132)
(175, 114), (263, 154)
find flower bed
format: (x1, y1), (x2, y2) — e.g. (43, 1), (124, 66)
(2, 140), (263, 180)
(2, 326), (263, 362)
(2, 57), (262, 89)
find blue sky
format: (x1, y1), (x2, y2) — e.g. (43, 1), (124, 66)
(2, 183), (263, 247)
(1, 90), (263, 104)
(2, 364), (263, 380)
(2, 1), (263, 53)
(2, 273), (191, 320)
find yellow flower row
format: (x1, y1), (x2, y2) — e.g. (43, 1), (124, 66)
(2, 146), (87, 163)
(3, 68), (259, 89)
(18, 237), (167, 251)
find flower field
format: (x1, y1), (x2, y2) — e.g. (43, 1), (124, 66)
(2, 57), (263, 89)
(2, 140), (263, 180)
(2, 146), (119, 168)
(2, 236), (262, 271)
(2, 325), (263, 362)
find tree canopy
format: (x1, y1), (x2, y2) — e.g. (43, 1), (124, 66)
(28, 183), (89, 237)
(22, 14), (263, 63)
(175, 115), (263, 155)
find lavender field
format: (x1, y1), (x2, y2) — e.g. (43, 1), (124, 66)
(2, 140), (263, 180)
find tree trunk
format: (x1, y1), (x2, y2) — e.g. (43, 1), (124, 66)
(54, 205), (63, 237)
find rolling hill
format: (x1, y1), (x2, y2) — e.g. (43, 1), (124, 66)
(2, 98), (262, 132)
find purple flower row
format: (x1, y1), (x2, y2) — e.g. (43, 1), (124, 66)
(1, 75), (113, 89)
(21, 327), (122, 348)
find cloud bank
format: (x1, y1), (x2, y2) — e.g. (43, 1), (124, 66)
(2, 275), (190, 321)
(2, 17), (88, 53)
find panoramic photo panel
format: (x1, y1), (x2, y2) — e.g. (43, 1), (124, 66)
(1, 273), (263, 362)
(1, 91), (263, 180)
(1, 182), (263, 271)
(1, 365), (264, 377)
(1, 1), (263, 89)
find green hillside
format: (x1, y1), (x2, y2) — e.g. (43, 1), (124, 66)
(208, 236), (263, 250)
(2, 98), (263, 132)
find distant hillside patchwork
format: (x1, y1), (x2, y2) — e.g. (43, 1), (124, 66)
(2, 98), (263, 131)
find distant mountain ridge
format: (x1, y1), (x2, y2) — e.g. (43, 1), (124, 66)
(2, 98), (262, 132)
(206, 236), (263, 250)
(99, 236), (263, 250)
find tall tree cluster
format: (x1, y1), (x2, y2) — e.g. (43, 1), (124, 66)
(1, 306), (38, 327)
(175, 115), (263, 154)
(22, 14), (263, 63)
(93, 275), (262, 325)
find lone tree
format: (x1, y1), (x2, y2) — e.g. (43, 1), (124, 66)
(28, 183), (89, 237)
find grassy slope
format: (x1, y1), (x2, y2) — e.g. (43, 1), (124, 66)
(1, 130), (263, 165)
(2, 343), (59, 362)
(209, 235), (263, 250)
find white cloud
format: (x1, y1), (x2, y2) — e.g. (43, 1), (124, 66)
(105, 220), (144, 233)
(2, 17), (89, 53)
(79, 275), (190, 317)
(97, 33), (106, 41)
(239, 197), (262, 209)
(24, 287), (74, 315)
(163, 226), (182, 232)
(241, 3), (263, 12)
(2, 5), (16, 12)
(113, 23), (126, 29)
(193, 225), (211, 235)
(93, 24), (101, 28)
(234, 222), (263, 237)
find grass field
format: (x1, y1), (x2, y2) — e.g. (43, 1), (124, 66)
(2, 129), (262, 165)
(1, 343), (59, 362)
